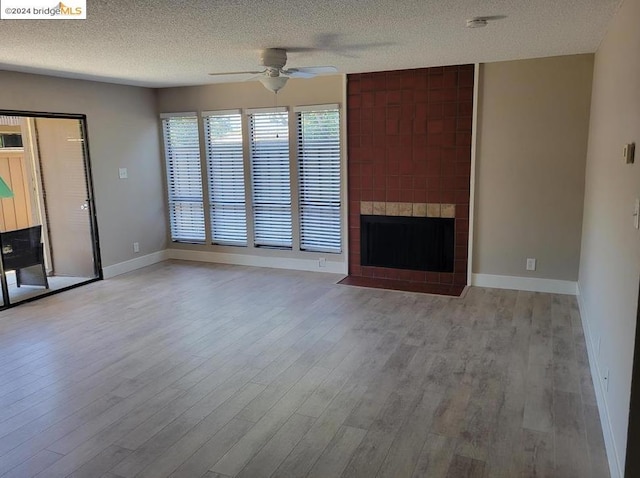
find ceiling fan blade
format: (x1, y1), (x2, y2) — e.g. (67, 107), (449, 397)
(283, 69), (316, 79)
(208, 70), (265, 76)
(243, 74), (266, 82)
(284, 66), (338, 78)
(294, 66), (338, 74)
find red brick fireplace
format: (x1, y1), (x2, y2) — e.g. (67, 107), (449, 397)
(343, 65), (474, 296)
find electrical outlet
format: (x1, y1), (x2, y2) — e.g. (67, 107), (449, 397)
(603, 367), (610, 392)
(526, 258), (536, 271)
(318, 257), (326, 268)
(118, 167), (128, 179)
(133, 242), (140, 253)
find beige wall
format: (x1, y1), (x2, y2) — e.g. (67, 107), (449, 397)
(157, 76), (346, 269)
(157, 76), (342, 113)
(579, 0), (640, 473)
(0, 71), (166, 268)
(473, 55), (593, 281)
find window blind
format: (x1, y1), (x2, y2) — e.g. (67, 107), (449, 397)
(161, 114), (205, 243)
(203, 112), (247, 246)
(297, 108), (341, 253)
(0, 115), (21, 126)
(249, 110), (292, 248)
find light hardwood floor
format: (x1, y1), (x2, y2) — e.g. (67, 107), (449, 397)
(0, 260), (609, 478)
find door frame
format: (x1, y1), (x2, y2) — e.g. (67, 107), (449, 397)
(625, 280), (640, 477)
(0, 109), (103, 309)
(22, 117), (53, 271)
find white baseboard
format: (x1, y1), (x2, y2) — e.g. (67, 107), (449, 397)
(102, 250), (169, 279)
(166, 249), (348, 275)
(576, 283), (622, 478)
(471, 273), (578, 295)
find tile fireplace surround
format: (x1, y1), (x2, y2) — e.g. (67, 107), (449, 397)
(344, 65), (473, 296)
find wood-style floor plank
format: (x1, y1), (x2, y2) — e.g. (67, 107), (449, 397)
(0, 260), (609, 478)
(411, 433), (455, 478)
(307, 425), (366, 478)
(235, 413), (316, 478)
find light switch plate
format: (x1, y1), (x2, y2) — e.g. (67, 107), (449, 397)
(119, 167), (128, 179)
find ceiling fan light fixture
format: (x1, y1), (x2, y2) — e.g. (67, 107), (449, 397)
(259, 76), (289, 93)
(466, 18), (488, 28)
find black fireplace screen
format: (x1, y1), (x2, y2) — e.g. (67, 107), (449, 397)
(360, 215), (454, 272)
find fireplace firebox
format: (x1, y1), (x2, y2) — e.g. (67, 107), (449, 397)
(360, 215), (454, 272)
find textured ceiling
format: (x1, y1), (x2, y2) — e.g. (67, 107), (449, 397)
(0, 0), (620, 88)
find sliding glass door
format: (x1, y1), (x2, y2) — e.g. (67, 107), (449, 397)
(0, 112), (100, 308)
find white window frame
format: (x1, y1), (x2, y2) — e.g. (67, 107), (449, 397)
(160, 112), (205, 244)
(202, 109), (248, 246)
(160, 102), (345, 267)
(247, 107), (292, 249)
(295, 104), (342, 254)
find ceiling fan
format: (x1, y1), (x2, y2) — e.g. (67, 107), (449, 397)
(208, 48), (338, 93)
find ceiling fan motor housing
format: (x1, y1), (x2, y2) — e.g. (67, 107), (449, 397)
(260, 48), (288, 69)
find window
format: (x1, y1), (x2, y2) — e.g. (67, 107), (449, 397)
(296, 106), (341, 253)
(161, 113), (205, 243)
(160, 104), (342, 256)
(248, 109), (292, 248)
(203, 111), (247, 246)
(0, 134), (23, 148)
